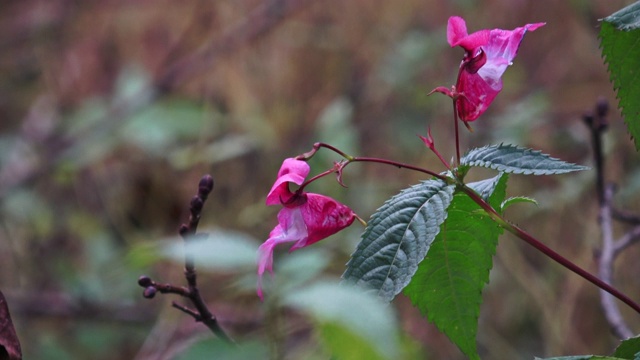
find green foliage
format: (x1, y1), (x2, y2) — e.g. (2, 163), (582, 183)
(461, 144), (589, 175)
(403, 173), (508, 360)
(284, 281), (399, 360)
(342, 179), (455, 302)
(500, 196), (538, 212)
(600, 1), (640, 150)
(613, 335), (640, 359)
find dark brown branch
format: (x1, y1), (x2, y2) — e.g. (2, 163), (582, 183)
(138, 175), (234, 344)
(611, 207), (640, 225)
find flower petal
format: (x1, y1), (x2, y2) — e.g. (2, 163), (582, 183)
(266, 158), (310, 206)
(291, 193), (356, 251)
(456, 68), (501, 121)
(453, 19), (545, 121)
(479, 23), (546, 82)
(257, 207), (309, 300)
(447, 16), (468, 46)
(447, 16), (489, 52)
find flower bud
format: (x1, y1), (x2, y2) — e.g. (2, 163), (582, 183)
(138, 275), (153, 287)
(143, 286), (157, 299)
(198, 175), (214, 197)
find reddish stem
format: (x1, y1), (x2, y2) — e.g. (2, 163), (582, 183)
(349, 157), (448, 181)
(460, 184), (640, 315)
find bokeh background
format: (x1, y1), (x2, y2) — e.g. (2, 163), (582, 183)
(2, 0), (640, 359)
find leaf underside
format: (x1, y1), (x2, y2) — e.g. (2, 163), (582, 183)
(461, 144), (589, 175)
(342, 179), (454, 302)
(600, 2), (640, 151)
(403, 173), (508, 360)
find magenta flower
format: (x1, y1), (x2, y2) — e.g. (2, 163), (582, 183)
(438, 16), (544, 121)
(257, 158), (356, 300)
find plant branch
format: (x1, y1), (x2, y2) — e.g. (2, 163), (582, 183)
(137, 175), (234, 344)
(297, 142), (451, 182)
(598, 185), (633, 338)
(613, 224), (640, 256)
(584, 97), (637, 337)
(458, 183), (640, 315)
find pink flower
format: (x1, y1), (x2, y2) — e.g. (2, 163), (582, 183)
(257, 158), (356, 300)
(445, 16), (544, 121)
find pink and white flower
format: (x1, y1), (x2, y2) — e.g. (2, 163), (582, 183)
(257, 158), (356, 300)
(437, 16), (545, 121)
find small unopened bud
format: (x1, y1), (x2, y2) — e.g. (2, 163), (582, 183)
(143, 286), (157, 299)
(198, 175), (214, 197)
(190, 196), (203, 213)
(138, 275), (153, 287)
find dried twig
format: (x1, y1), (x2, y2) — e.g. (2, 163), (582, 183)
(585, 98), (636, 339)
(598, 185), (633, 339)
(138, 175), (234, 343)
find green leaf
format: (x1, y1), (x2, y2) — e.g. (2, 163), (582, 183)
(403, 173), (508, 360)
(614, 335), (640, 359)
(601, 1), (640, 31)
(284, 281), (399, 360)
(342, 179), (455, 302)
(600, 2), (640, 150)
(461, 144), (589, 175)
(501, 196), (538, 211)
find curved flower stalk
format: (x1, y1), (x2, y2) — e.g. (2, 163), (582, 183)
(257, 158), (357, 300)
(433, 16), (545, 122)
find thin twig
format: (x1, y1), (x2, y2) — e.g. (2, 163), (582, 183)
(138, 175), (234, 344)
(611, 207), (640, 225)
(585, 98), (635, 338)
(598, 185), (633, 339)
(613, 224), (640, 256)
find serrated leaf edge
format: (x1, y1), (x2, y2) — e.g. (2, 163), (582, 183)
(461, 144), (589, 175)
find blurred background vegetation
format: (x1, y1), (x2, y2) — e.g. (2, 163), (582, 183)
(2, 0), (640, 359)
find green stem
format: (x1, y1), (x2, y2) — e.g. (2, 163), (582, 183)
(459, 183), (640, 315)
